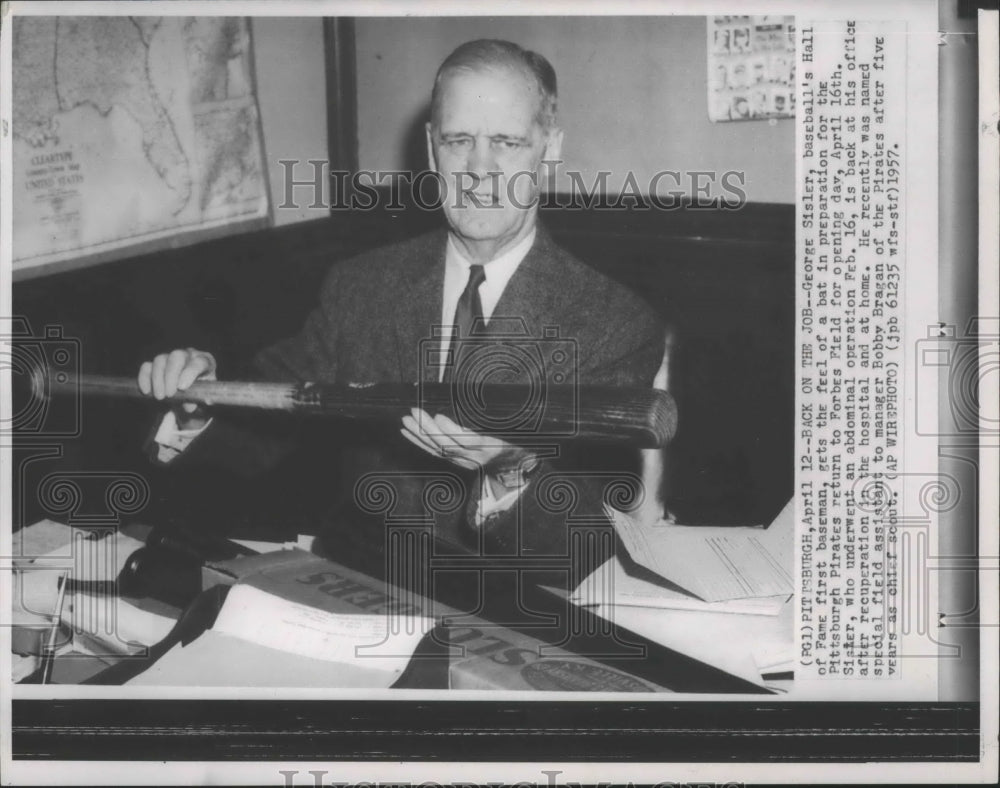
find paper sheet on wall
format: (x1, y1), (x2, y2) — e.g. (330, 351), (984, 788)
(707, 15), (796, 121)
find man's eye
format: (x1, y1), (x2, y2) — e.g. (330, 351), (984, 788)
(445, 138), (473, 150)
(493, 139), (523, 151)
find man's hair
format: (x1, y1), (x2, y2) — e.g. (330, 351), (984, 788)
(430, 39), (558, 131)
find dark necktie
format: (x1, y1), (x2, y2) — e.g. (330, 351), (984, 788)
(444, 264), (486, 383)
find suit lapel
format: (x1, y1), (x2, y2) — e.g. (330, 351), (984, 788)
(392, 224), (565, 383)
(489, 224), (564, 340)
(393, 230), (448, 382)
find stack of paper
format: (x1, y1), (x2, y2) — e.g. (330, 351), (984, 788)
(605, 500), (794, 602)
(130, 575), (436, 688)
(12, 522), (177, 654)
(13, 653), (41, 683)
(12, 519), (78, 557)
(570, 556), (787, 616)
(566, 500), (797, 688)
(228, 533), (316, 554)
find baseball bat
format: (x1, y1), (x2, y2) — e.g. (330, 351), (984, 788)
(39, 373), (677, 448)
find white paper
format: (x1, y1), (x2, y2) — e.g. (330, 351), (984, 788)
(212, 583), (435, 673)
(11, 528), (173, 651)
(607, 502), (794, 602)
(11, 530), (145, 617)
(229, 538), (296, 554)
(571, 557), (787, 616)
(66, 596), (177, 653)
(296, 534), (316, 552)
(752, 641), (795, 673)
(127, 631), (406, 689)
(587, 599), (794, 688)
(11, 519), (77, 558)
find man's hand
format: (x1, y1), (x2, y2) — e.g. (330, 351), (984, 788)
(401, 408), (535, 490)
(137, 348), (217, 429)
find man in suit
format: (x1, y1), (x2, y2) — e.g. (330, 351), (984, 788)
(138, 39), (664, 609)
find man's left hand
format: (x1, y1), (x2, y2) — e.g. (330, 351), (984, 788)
(400, 408), (532, 473)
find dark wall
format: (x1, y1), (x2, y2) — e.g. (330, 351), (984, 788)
(12, 202), (794, 531)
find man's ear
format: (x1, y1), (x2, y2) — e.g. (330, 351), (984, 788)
(425, 122), (438, 172)
(543, 126), (564, 163)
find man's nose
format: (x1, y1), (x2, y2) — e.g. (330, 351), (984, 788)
(467, 138), (497, 178)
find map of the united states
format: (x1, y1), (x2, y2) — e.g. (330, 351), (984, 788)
(12, 16), (267, 269)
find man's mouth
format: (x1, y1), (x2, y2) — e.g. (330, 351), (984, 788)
(465, 192), (500, 207)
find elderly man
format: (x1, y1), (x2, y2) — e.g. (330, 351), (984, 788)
(138, 39), (664, 598)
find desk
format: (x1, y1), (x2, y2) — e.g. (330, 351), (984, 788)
(11, 520), (774, 692)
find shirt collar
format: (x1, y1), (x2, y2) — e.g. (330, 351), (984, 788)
(445, 228), (537, 282)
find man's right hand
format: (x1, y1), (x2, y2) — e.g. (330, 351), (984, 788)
(138, 348), (217, 430)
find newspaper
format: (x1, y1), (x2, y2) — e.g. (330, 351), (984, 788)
(1, 0), (996, 785)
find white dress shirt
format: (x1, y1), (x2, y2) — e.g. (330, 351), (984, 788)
(438, 230), (536, 518)
(438, 228), (535, 370)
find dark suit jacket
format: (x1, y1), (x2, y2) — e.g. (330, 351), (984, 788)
(167, 224), (665, 594)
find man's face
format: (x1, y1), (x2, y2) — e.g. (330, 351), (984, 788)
(427, 67), (562, 250)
